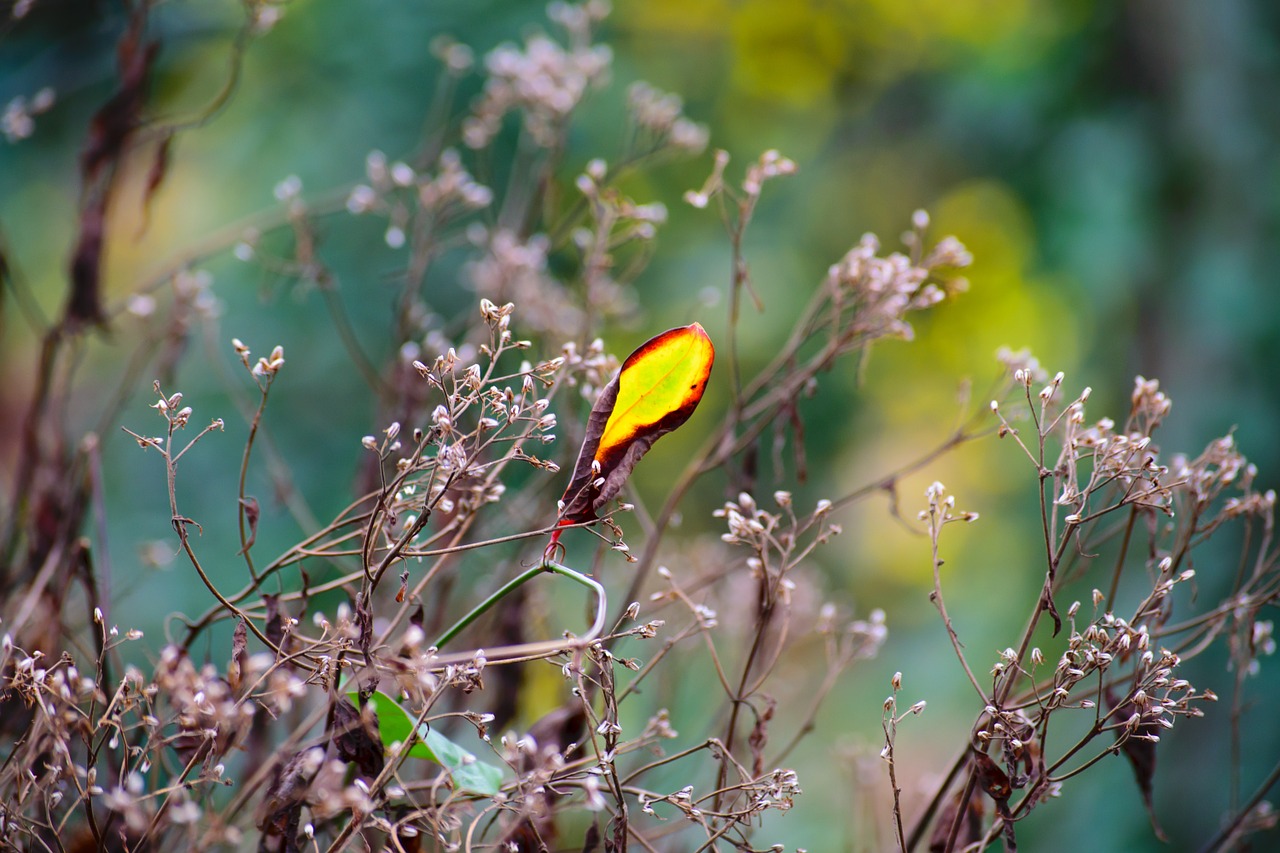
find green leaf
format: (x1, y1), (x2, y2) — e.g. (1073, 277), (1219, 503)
(350, 690), (505, 796)
(419, 726), (505, 796)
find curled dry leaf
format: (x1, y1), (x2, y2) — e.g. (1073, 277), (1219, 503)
(928, 784), (984, 853)
(238, 495), (260, 555)
(263, 593), (284, 652)
(256, 747), (324, 846)
(331, 696), (386, 781)
(555, 323), (715, 539)
(228, 617), (247, 694)
(1109, 691), (1168, 842)
(972, 748), (1018, 850)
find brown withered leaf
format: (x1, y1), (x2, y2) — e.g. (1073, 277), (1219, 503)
(556, 323), (714, 532)
(505, 703), (589, 852)
(298, 565), (311, 619)
(238, 496), (260, 555)
(524, 703), (588, 767)
(973, 748), (1018, 851)
(263, 593), (284, 651)
(1110, 692), (1168, 842)
(973, 748), (1011, 802)
(81, 39), (157, 182)
(256, 748), (324, 852)
(607, 817), (625, 853)
(331, 696), (385, 781)
(581, 822), (601, 853)
(748, 695), (777, 777)
(929, 782), (985, 853)
(354, 592), (373, 660)
(229, 618), (247, 694)
(506, 819), (548, 853)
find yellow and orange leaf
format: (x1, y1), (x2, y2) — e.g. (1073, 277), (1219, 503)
(557, 323), (715, 526)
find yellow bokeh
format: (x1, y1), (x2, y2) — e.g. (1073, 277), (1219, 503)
(729, 0), (847, 106)
(621, 0), (1086, 107)
(613, 0), (733, 37)
(834, 179), (1081, 586)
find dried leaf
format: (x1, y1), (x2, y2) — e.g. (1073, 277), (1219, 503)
(229, 618), (247, 694)
(256, 747), (324, 851)
(559, 323), (714, 526)
(748, 695), (776, 777)
(1110, 693), (1168, 842)
(973, 749), (1018, 850)
(82, 7), (156, 182)
(581, 822), (601, 853)
(973, 748), (1012, 802)
(928, 783), (984, 853)
(263, 593), (284, 651)
(524, 704), (587, 766)
(1040, 576), (1062, 637)
(331, 696), (385, 781)
(238, 496), (260, 556)
(354, 592), (373, 660)
(298, 566), (311, 618)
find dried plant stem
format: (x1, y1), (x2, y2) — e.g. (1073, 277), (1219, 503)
(236, 376), (273, 581)
(883, 707), (908, 851)
(769, 651), (847, 766)
(928, 514), (988, 705)
(149, 418), (279, 654)
(715, 600), (773, 808)
(1104, 505), (1138, 610)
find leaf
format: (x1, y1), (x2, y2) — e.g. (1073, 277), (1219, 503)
(238, 496), (260, 555)
(972, 749), (1018, 850)
(1109, 691), (1168, 842)
(352, 690), (505, 796)
(228, 617), (247, 694)
(256, 747), (325, 845)
(330, 696), (385, 780)
(972, 749), (1011, 802)
(263, 593), (285, 651)
(420, 726), (505, 795)
(928, 784), (984, 853)
(559, 323), (715, 525)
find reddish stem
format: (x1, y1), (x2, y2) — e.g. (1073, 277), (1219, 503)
(543, 518), (571, 562)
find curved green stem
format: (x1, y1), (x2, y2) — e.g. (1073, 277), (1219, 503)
(432, 558), (606, 650)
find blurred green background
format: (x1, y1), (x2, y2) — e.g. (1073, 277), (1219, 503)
(3, 0), (1279, 849)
